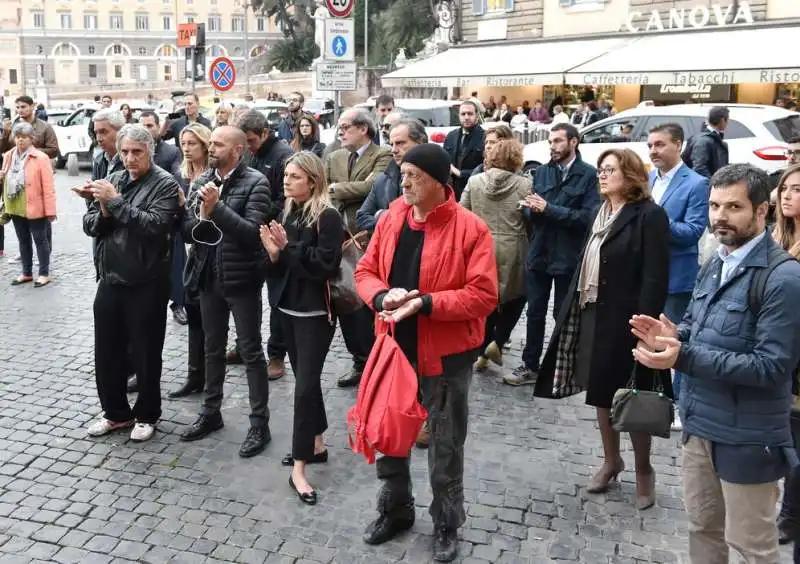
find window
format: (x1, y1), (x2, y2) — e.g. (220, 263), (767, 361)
(487, 0), (513, 11)
(210, 0), (217, 4)
(36, 45), (43, 54)
(110, 14), (123, 29)
(162, 15), (172, 30)
(88, 45), (95, 54)
(163, 0), (170, 4)
(84, 14), (98, 29)
(581, 117), (642, 144)
(8, 69), (16, 84)
(54, 43), (77, 57)
(114, 63), (123, 79)
(60, 13), (72, 29)
(158, 45), (176, 58)
(208, 15), (221, 31)
(232, 16), (244, 32)
(257, 17), (265, 32)
(208, 45), (224, 57)
(724, 120), (755, 140)
(766, 115), (800, 143)
(185, 15), (195, 23)
(88, 64), (97, 78)
(640, 116), (694, 143)
(135, 15), (149, 31)
(138, 65), (148, 80)
(234, 46), (242, 55)
(112, 44), (124, 56)
(32, 11), (44, 28)
(138, 47), (148, 56)
(163, 64), (172, 81)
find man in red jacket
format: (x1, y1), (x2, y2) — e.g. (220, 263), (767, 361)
(355, 143), (498, 562)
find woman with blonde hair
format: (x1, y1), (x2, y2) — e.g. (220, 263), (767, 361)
(261, 151), (343, 505)
(179, 123), (212, 184)
(214, 102), (234, 128)
(534, 148), (671, 510)
(461, 138), (530, 370)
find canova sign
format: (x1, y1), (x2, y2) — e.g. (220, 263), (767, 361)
(626, 1), (754, 33)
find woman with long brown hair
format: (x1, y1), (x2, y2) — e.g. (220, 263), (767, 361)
(534, 148), (671, 510)
(290, 114), (325, 158)
(773, 164), (800, 258)
(261, 151), (343, 504)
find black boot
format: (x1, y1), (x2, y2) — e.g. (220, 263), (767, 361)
(180, 413), (223, 442)
(363, 506), (415, 545)
(239, 425), (271, 458)
(337, 365), (363, 388)
(168, 375), (204, 399)
(432, 526), (458, 562)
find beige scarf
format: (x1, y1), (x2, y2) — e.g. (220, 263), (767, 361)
(578, 201), (624, 308)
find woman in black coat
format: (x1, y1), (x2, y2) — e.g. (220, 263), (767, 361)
(534, 148), (671, 511)
(290, 115), (325, 159)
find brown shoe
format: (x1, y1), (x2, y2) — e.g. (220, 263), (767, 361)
(268, 357), (285, 381)
(415, 422), (430, 449)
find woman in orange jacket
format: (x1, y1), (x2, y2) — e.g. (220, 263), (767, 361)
(1, 121), (56, 287)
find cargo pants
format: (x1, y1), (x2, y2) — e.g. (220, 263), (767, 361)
(374, 357), (472, 530)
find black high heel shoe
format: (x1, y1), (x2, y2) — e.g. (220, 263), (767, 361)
(289, 476), (317, 506)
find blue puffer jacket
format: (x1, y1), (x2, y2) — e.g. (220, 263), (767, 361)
(675, 234), (800, 449)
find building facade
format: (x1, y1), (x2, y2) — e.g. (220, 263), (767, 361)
(384, 0), (800, 110)
(2, 0), (282, 96)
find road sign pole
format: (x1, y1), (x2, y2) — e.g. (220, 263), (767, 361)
(191, 48), (196, 93)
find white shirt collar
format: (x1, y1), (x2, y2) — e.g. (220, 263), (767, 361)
(657, 161), (683, 181)
(355, 142), (370, 159)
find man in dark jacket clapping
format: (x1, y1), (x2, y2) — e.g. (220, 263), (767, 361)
(83, 124), (180, 443)
(179, 126), (273, 459)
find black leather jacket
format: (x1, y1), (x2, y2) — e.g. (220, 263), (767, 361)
(247, 135), (294, 222)
(83, 165), (180, 285)
(182, 161), (271, 296)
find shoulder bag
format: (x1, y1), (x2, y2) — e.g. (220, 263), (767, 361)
(611, 363), (673, 439)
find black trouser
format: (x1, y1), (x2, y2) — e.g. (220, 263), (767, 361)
(186, 300), (205, 383)
(93, 277), (169, 424)
(339, 306), (375, 369)
(170, 233), (186, 308)
(11, 216), (50, 277)
(282, 313), (335, 461)
(375, 360), (472, 530)
(522, 269), (573, 371)
(0, 224), (4, 252)
(200, 285), (269, 428)
(267, 308), (286, 360)
(481, 295), (527, 352)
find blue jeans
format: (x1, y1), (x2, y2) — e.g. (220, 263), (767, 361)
(521, 269), (572, 372)
(663, 292), (691, 400)
(11, 216), (50, 277)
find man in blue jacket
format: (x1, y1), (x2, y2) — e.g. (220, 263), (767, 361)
(505, 123), (599, 386)
(647, 123), (709, 430)
(633, 163), (800, 564)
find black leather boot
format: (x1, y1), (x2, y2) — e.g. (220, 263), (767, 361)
(432, 526), (458, 562)
(180, 413), (223, 442)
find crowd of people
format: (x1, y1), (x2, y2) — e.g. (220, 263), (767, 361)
(5, 88), (800, 563)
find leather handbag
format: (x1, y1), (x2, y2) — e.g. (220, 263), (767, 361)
(610, 364), (673, 439)
(327, 229), (367, 315)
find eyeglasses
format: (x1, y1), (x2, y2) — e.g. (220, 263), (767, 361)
(596, 167), (617, 177)
(287, 97), (302, 103)
(338, 123), (354, 133)
(787, 150), (800, 157)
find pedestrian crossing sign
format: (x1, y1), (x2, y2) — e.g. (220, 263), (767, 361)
(324, 18), (355, 62)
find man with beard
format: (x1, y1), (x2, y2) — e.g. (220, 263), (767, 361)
(277, 91), (306, 142)
(83, 124), (179, 443)
(179, 126), (273, 459)
(504, 123), (599, 386)
(442, 101), (484, 201)
(632, 163), (800, 564)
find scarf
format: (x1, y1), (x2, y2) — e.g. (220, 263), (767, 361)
(7, 148), (30, 199)
(578, 201), (624, 308)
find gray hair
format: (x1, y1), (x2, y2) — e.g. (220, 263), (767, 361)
(345, 108), (377, 140)
(391, 118), (428, 144)
(93, 108), (125, 130)
(11, 121), (35, 139)
(116, 124), (155, 157)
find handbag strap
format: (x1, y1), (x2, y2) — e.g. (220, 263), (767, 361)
(626, 361), (665, 394)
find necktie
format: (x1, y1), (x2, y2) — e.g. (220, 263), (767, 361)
(348, 151), (358, 179)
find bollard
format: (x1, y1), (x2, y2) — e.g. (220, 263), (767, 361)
(66, 154), (79, 177)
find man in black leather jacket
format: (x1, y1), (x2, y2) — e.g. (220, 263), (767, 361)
(82, 124), (180, 443)
(179, 125), (273, 458)
(236, 110), (294, 380)
(683, 106), (730, 179)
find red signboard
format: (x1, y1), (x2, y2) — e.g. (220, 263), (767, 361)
(325, 0), (355, 18)
(177, 23), (197, 48)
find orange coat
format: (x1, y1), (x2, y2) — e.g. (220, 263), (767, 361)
(2, 148), (56, 219)
(355, 192), (498, 377)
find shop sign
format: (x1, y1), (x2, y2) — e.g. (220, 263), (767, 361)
(626, 1), (754, 33)
(569, 68), (800, 86)
(382, 73), (563, 88)
(642, 84), (732, 101)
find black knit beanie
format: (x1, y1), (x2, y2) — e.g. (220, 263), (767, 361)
(401, 143), (452, 187)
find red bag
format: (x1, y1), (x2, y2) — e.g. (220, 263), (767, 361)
(347, 321), (428, 464)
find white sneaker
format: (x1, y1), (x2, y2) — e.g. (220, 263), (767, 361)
(130, 422), (155, 442)
(87, 418), (134, 437)
(671, 409), (683, 432)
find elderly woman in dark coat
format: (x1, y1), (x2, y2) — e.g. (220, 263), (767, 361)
(534, 148), (671, 511)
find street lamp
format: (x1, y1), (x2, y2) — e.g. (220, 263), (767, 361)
(243, 1), (251, 97)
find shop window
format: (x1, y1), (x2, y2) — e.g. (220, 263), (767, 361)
(114, 64), (123, 79)
(581, 118), (641, 144)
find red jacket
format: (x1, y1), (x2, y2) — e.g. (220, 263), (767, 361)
(355, 192), (498, 377)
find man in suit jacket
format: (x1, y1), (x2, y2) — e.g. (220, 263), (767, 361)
(443, 101), (485, 201)
(327, 108), (392, 388)
(648, 123), (709, 429)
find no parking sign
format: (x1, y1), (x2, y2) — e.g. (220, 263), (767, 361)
(209, 57), (236, 92)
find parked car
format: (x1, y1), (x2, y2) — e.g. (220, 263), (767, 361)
(522, 103), (800, 176)
(304, 98), (336, 129)
(252, 100), (289, 133)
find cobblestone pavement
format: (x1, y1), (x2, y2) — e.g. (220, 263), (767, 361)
(0, 169), (790, 563)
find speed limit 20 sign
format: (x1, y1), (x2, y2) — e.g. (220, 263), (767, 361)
(325, 0), (354, 18)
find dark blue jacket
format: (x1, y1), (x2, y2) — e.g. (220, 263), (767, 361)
(525, 154), (599, 276)
(676, 234), (800, 481)
(154, 141), (182, 186)
(443, 126), (485, 202)
(649, 164), (709, 294)
(685, 128), (729, 179)
(356, 161), (401, 232)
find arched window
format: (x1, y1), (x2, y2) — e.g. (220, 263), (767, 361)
(52, 43), (80, 57)
(155, 44), (177, 58)
(105, 43), (131, 57)
(206, 44), (226, 57)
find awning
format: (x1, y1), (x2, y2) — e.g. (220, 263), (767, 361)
(380, 37), (628, 88)
(564, 26), (800, 86)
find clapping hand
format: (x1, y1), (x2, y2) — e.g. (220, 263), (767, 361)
(378, 288), (422, 323)
(198, 182), (219, 217)
(89, 180), (118, 204)
(629, 314), (678, 352)
(260, 221), (288, 262)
